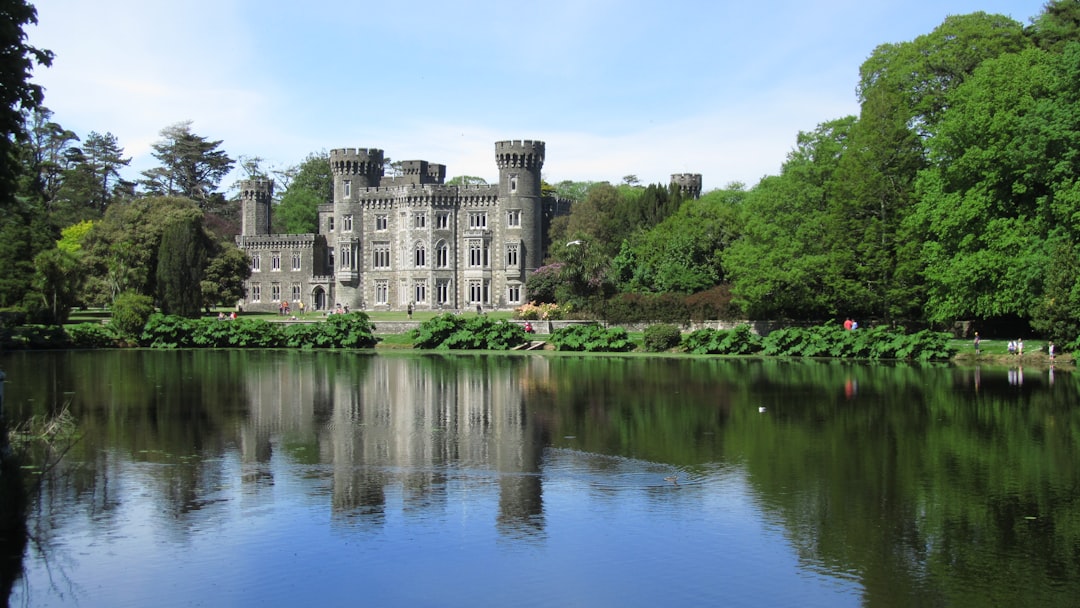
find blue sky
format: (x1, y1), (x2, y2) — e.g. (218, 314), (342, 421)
(29, 0), (1048, 192)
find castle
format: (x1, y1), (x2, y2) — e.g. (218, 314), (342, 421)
(235, 139), (702, 313)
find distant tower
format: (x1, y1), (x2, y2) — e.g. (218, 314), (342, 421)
(330, 148), (385, 201)
(671, 173), (702, 199)
(496, 140), (545, 270)
(239, 179), (273, 236)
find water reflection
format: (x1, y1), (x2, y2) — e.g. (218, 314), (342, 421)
(1, 352), (1078, 607)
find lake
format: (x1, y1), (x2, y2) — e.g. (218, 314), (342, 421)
(1, 350), (1077, 607)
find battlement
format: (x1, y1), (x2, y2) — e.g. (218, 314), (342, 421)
(670, 173), (703, 199)
(496, 140), (545, 170)
(238, 179), (274, 199)
(330, 148), (385, 182)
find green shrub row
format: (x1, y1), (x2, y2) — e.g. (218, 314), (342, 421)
(682, 324), (955, 361)
(410, 313), (528, 350)
(140, 313), (378, 349)
(549, 323), (634, 352)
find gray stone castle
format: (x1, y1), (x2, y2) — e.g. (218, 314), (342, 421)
(236, 140), (554, 313)
(235, 139), (703, 313)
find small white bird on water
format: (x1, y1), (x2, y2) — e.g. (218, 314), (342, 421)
(759, 406), (767, 413)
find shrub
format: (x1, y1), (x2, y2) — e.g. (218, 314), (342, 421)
(514, 301), (562, 320)
(411, 313), (526, 350)
(681, 325), (762, 355)
(110, 291), (155, 340)
(643, 323), (682, 352)
(550, 323), (634, 352)
(66, 322), (116, 348)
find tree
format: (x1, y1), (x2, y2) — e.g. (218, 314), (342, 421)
(140, 121), (234, 208)
(446, 175), (487, 186)
(1030, 0), (1080, 53)
(156, 209), (210, 317)
(273, 151), (331, 234)
(201, 246), (250, 310)
(32, 246), (81, 324)
(80, 131), (130, 213)
(0, 0), (53, 208)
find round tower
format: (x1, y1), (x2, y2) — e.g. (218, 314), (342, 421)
(239, 178), (274, 236)
(330, 148), (385, 200)
(671, 173), (703, 199)
(496, 140), (546, 274)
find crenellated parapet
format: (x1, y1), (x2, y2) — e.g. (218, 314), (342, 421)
(330, 148), (385, 187)
(670, 173), (702, 199)
(495, 140), (545, 170)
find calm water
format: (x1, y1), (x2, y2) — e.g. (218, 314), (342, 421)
(1, 351), (1077, 607)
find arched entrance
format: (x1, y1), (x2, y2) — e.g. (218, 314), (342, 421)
(313, 287), (327, 311)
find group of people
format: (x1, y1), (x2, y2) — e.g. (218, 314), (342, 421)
(842, 318), (859, 330)
(975, 333), (1056, 364)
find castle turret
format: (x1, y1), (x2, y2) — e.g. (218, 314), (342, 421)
(330, 148), (385, 201)
(496, 140), (545, 271)
(671, 173), (702, 199)
(239, 179), (273, 236)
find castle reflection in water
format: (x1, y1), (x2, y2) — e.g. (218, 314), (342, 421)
(234, 354), (550, 535)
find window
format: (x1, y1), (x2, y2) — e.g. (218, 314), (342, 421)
(436, 213), (449, 229)
(468, 240), (484, 267)
(436, 279), (450, 305)
(271, 252), (281, 271)
(375, 280), (388, 304)
(327, 249), (334, 270)
(506, 243), (519, 267)
(414, 213), (426, 229)
(373, 242), (390, 269)
(340, 244), (354, 269)
(250, 283), (261, 302)
(414, 280), (427, 304)
(508, 284), (521, 305)
(292, 252), (302, 271)
(435, 242), (449, 268)
(342, 215), (353, 232)
(271, 283), (281, 301)
(510, 174), (518, 193)
(507, 209), (521, 227)
(291, 283), (301, 301)
(328, 216), (334, 232)
(251, 254), (261, 272)
(468, 212), (487, 229)
(376, 214), (388, 230)
(468, 280), (488, 304)
(343, 179), (351, 198)
(414, 243), (426, 267)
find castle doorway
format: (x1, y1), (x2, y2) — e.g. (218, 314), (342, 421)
(313, 287), (326, 311)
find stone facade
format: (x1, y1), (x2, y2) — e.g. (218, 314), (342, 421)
(236, 140), (556, 313)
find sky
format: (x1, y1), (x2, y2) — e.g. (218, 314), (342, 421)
(28, 0), (1049, 193)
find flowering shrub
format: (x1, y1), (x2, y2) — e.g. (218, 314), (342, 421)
(514, 301), (562, 320)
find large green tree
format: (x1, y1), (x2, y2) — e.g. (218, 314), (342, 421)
(140, 121), (234, 209)
(156, 209), (210, 317)
(911, 44), (1080, 328)
(272, 151), (331, 234)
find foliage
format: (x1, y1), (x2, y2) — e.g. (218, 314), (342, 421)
(65, 322), (116, 348)
(32, 246), (82, 324)
(410, 313), (527, 350)
(156, 210), (210, 317)
(525, 264), (563, 304)
(1, 324), (68, 350)
(549, 323), (634, 352)
(201, 246), (250, 310)
(139, 312), (377, 349)
(285, 312), (377, 349)
(642, 323), (682, 352)
(685, 285), (739, 322)
(139, 121), (234, 209)
(682, 324), (763, 355)
(0, 0), (52, 208)
(109, 290), (155, 340)
(273, 151), (331, 234)
(514, 301), (561, 320)
(603, 292), (689, 325)
(758, 324), (955, 361)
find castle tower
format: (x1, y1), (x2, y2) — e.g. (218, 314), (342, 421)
(330, 148), (385, 201)
(671, 173), (703, 199)
(239, 179), (274, 236)
(496, 140), (545, 271)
